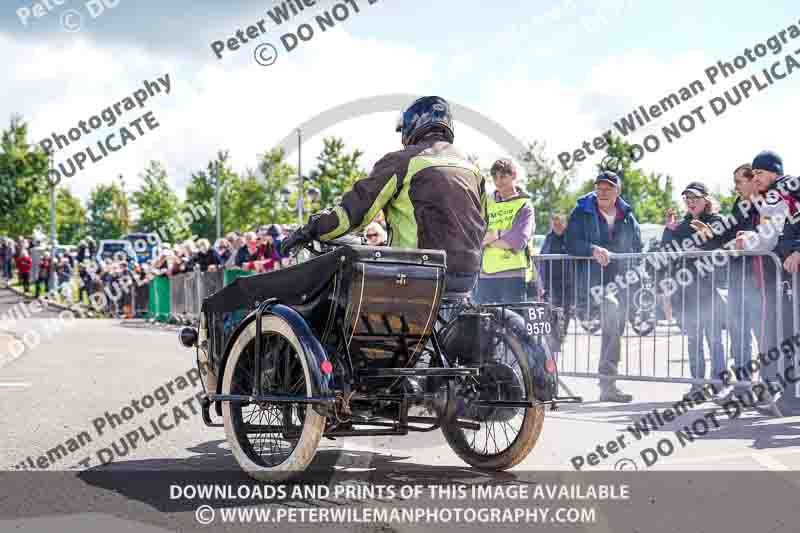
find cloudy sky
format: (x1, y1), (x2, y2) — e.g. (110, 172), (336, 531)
(2, 0), (798, 208)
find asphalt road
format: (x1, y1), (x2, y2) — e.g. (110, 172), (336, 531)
(2, 287), (800, 532)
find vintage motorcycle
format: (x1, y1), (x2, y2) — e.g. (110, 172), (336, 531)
(179, 240), (580, 481)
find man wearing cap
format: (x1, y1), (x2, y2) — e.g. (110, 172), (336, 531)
(735, 150), (800, 410)
(565, 170), (642, 402)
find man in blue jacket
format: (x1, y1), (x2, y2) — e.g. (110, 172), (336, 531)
(565, 171), (642, 402)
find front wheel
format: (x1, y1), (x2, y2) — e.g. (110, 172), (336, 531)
(221, 316), (325, 482)
(440, 323), (545, 471)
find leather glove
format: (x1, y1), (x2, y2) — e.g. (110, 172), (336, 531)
(280, 226), (313, 257)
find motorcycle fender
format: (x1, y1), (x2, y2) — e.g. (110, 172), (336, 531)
(216, 304), (333, 415)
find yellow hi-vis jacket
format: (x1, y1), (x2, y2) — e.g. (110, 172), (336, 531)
(482, 193), (531, 274)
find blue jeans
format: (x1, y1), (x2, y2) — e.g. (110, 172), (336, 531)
(679, 299), (726, 383)
(727, 282), (759, 388)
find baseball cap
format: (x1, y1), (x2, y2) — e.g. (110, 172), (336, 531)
(681, 181), (709, 197)
(595, 171), (621, 188)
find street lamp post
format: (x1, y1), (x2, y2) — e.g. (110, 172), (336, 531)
(46, 152), (60, 295)
(213, 160), (221, 241)
(297, 128), (303, 225)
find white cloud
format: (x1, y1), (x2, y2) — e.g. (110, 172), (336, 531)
(0, 24), (437, 204)
(476, 46), (798, 199)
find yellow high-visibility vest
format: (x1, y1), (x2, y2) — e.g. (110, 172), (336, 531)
(482, 195), (530, 274)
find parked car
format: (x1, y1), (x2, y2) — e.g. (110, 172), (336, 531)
(123, 232), (162, 264)
(96, 240), (137, 264)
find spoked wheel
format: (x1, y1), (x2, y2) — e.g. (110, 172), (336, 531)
(221, 317), (325, 482)
(440, 324), (545, 471)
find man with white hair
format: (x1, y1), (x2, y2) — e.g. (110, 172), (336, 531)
(565, 170), (643, 402)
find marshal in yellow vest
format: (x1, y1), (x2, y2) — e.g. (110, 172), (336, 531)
(482, 195), (530, 274)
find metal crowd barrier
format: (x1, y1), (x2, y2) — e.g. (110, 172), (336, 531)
(132, 281), (149, 318)
(156, 267), (256, 325)
(170, 272), (187, 322)
(533, 250), (786, 393)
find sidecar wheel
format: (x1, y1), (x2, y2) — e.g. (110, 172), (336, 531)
(221, 316), (325, 482)
(440, 327), (545, 471)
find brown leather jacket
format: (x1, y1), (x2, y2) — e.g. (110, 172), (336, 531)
(306, 132), (487, 274)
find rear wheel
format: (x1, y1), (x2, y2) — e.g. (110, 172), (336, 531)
(440, 323), (545, 471)
(221, 317), (325, 482)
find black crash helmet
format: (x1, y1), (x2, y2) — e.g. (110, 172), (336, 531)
(395, 96), (455, 146)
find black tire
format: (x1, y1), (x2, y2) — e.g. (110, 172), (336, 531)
(440, 324), (545, 471)
(221, 316), (325, 482)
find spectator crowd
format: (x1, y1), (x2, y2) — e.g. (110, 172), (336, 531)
(532, 149), (799, 409)
(0, 219), (389, 318)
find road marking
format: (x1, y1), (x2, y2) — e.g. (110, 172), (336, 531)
(0, 382), (32, 388)
(750, 452), (786, 471)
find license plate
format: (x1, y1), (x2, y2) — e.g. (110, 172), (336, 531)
(519, 306), (552, 337)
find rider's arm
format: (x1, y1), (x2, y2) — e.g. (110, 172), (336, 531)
(305, 152), (400, 241)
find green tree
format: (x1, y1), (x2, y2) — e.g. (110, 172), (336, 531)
(131, 161), (186, 241)
(185, 150), (237, 240)
(0, 115), (49, 233)
(256, 147), (296, 225)
(713, 184), (738, 215)
(306, 137), (366, 211)
(7, 190), (49, 239)
(579, 136), (677, 224)
(227, 169), (272, 232)
(87, 179), (131, 240)
(55, 186), (88, 244)
(517, 140), (578, 232)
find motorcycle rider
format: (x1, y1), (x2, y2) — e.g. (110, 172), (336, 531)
(281, 96), (487, 293)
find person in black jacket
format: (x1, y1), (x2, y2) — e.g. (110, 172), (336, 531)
(661, 181), (726, 401)
(76, 241), (88, 263)
(193, 239), (216, 272)
(708, 164), (761, 402)
(212, 238), (231, 270)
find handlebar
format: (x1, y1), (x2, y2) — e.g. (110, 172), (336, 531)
(303, 234), (365, 257)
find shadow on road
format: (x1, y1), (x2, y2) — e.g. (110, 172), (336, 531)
(76, 440), (531, 513)
(552, 399), (800, 451)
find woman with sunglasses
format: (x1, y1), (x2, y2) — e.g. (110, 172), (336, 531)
(661, 182), (726, 402)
